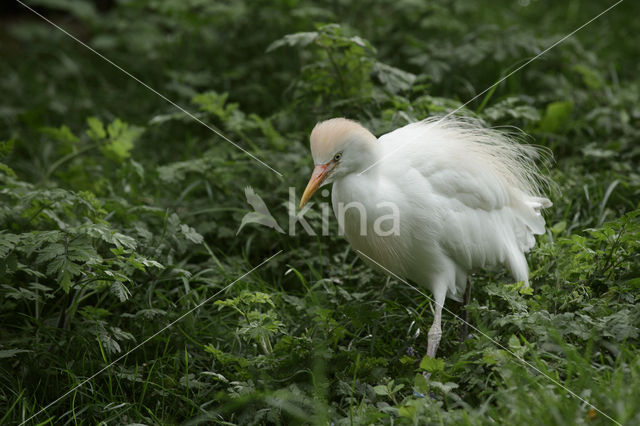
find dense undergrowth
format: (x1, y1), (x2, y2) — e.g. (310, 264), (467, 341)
(1, 0), (639, 424)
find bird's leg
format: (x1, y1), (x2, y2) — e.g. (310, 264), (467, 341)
(423, 290), (445, 381)
(426, 292), (445, 359)
(459, 276), (473, 343)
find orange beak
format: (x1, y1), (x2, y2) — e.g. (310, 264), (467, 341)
(300, 163), (331, 208)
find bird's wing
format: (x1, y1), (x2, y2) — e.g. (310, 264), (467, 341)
(378, 117), (551, 275)
(378, 118), (549, 213)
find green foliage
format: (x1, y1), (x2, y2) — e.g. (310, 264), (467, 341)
(1, 0), (639, 424)
(539, 101), (574, 133)
(419, 356), (445, 373)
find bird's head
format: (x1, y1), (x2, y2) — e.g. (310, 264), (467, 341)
(300, 118), (378, 208)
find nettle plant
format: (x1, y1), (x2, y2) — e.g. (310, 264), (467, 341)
(268, 23), (417, 117)
(1, 186), (153, 355)
(2, 0), (640, 423)
(210, 291), (285, 355)
(0, 118), (206, 356)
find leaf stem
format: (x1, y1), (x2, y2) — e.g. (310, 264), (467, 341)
(42, 143), (98, 183)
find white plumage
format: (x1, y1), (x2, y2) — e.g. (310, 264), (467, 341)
(300, 116), (551, 358)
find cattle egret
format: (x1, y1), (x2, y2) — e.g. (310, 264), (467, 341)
(300, 117), (551, 358)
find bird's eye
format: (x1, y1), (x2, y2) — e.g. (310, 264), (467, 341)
(334, 152), (342, 161)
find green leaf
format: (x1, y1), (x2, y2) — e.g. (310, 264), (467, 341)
(66, 237), (99, 263)
(430, 381), (459, 393)
(266, 31), (318, 52)
(60, 269), (73, 293)
(373, 385), (389, 396)
(0, 349), (31, 359)
(0, 139), (15, 158)
(110, 281), (130, 302)
(180, 224), (204, 244)
(413, 372), (428, 393)
(41, 125), (79, 153)
(484, 97), (541, 122)
(539, 101), (573, 133)
(0, 232), (20, 257)
(508, 335), (521, 348)
(399, 355), (415, 365)
(551, 221), (567, 234)
(83, 223), (137, 250)
(86, 116), (106, 141)
(572, 64), (604, 89)
(111, 232), (138, 250)
(157, 158), (211, 183)
(101, 119), (143, 162)
(419, 356), (444, 372)
(0, 162), (16, 177)
(373, 62), (416, 93)
(398, 403), (418, 419)
(36, 243), (66, 265)
(99, 332), (121, 355)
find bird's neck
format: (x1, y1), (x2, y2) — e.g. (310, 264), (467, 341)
(354, 137), (382, 175)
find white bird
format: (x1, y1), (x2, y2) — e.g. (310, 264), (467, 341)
(299, 117), (551, 359)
